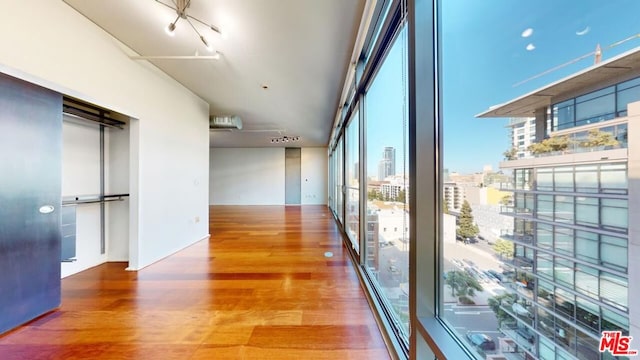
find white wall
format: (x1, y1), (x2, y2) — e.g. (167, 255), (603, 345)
(0, 0), (210, 271)
(209, 147), (328, 205)
(107, 122), (130, 263)
(210, 148), (285, 205)
(61, 120), (105, 278)
(301, 147), (328, 205)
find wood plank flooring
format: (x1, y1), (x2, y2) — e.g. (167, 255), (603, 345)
(0, 205), (391, 360)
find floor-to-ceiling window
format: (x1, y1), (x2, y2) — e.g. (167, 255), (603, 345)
(326, 1), (638, 359)
(364, 23), (410, 338)
(327, 2), (411, 355)
(336, 136), (344, 225)
(432, 1), (637, 359)
(328, 152), (335, 211)
(346, 111), (360, 252)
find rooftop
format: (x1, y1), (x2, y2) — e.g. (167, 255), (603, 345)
(477, 46), (640, 118)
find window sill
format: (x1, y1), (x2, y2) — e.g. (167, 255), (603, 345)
(416, 316), (475, 360)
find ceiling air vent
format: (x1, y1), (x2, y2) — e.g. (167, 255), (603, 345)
(210, 115), (242, 130)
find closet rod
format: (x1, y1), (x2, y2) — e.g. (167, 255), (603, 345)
(62, 111), (123, 129)
(62, 194), (129, 207)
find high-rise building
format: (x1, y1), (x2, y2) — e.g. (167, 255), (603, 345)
(378, 146), (395, 180)
(443, 181), (465, 212)
(477, 48), (640, 360)
(506, 117), (538, 159)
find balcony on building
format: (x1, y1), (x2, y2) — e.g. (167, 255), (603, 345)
(498, 119), (628, 171)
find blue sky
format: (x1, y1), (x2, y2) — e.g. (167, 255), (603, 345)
(360, 1), (640, 177)
(365, 27), (409, 178)
(440, 0), (640, 174)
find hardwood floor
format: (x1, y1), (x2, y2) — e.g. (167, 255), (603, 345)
(0, 205), (391, 360)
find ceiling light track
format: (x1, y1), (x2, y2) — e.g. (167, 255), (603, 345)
(271, 136), (301, 144)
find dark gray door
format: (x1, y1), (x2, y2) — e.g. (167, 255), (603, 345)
(285, 148), (301, 204)
(0, 73), (62, 334)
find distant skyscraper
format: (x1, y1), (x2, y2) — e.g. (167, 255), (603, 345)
(506, 117), (537, 159)
(378, 146), (395, 180)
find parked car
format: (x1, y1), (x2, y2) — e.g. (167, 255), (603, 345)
(451, 258), (464, 268)
(486, 269), (504, 282)
(466, 332), (496, 350)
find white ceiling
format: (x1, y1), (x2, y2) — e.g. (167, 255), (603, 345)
(63, 0), (366, 147)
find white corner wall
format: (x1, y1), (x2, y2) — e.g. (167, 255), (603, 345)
(106, 123), (130, 263)
(210, 148), (285, 205)
(0, 0), (210, 271)
(301, 147), (328, 205)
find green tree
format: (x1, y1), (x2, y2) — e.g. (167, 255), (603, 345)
(367, 189), (382, 201)
(579, 129), (619, 148)
(503, 147), (518, 160)
(488, 292), (516, 327)
(445, 270), (483, 302)
(397, 190), (406, 203)
(443, 198), (449, 215)
(500, 194), (513, 206)
(528, 135), (571, 154)
(492, 238), (514, 259)
(456, 200), (479, 239)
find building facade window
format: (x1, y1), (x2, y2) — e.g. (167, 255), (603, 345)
(552, 75), (640, 131)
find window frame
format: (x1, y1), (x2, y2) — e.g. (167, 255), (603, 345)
(409, 0), (474, 359)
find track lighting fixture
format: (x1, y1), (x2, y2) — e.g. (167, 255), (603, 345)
(156, 0), (221, 52)
(270, 136), (301, 144)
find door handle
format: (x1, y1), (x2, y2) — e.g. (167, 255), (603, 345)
(38, 205), (55, 214)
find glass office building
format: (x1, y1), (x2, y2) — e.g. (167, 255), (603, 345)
(477, 55), (640, 360)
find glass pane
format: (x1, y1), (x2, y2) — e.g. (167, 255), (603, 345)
(575, 92), (615, 125)
(554, 227), (573, 255)
(439, 1), (634, 358)
(364, 25), (409, 338)
(537, 169), (553, 191)
(600, 272), (628, 310)
(575, 165), (598, 192)
(554, 195), (574, 224)
(575, 196), (598, 226)
(575, 265), (599, 300)
(617, 83), (640, 114)
(601, 198), (628, 229)
(336, 137), (344, 225)
(553, 101), (575, 131)
(554, 258), (573, 287)
(601, 235), (627, 271)
(554, 167), (573, 192)
(537, 194), (554, 220)
(345, 112), (360, 252)
(600, 163), (627, 192)
(575, 230), (598, 263)
(537, 223), (552, 249)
